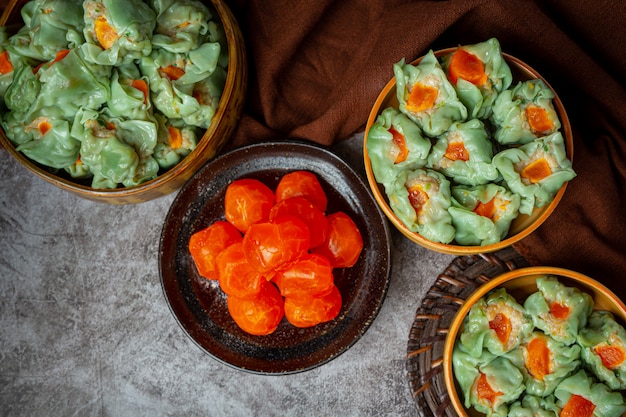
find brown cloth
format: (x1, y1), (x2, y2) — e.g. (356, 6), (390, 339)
(226, 0), (626, 298)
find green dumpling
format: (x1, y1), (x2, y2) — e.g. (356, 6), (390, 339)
(453, 344), (524, 417)
(426, 118), (499, 186)
(4, 0), (85, 62)
(509, 331), (581, 397)
(508, 395), (559, 417)
(71, 108), (160, 188)
(449, 183), (521, 246)
(523, 276), (594, 346)
(366, 107), (431, 189)
(81, 0), (156, 66)
(139, 46), (224, 128)
(440, 37), (513, 119)
(491, 79), (561, 145)
(577, 310), (626, 390)
(107, 64), (153, 121)
(554, 369), (626, 417)
(386, 168), (455, 243)
(460, 288), (533, 357)
(149, 0), (217, 54)
(152, 114), (198, 169)
(394, 51), (467, 137)
(492, 132), (576, 215)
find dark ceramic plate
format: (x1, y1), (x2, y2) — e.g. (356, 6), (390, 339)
(159, 141), (392, 374)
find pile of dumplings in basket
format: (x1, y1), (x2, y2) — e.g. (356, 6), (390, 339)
(367, 38), (576, 247)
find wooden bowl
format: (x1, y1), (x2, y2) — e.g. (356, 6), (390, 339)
(0, 0), (246, 204)
(442, 266), (626, 417)
(363, 49), (574, 254)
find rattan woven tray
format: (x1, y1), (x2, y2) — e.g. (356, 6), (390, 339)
(406, 246), (530, 417)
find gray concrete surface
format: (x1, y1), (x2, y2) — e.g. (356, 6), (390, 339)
(0, 133), (455, 417)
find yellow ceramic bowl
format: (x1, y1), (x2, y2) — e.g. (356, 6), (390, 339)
(443, 266), (626, 417)
(363, 49), (574, 255)
(0, 0), (246, 204)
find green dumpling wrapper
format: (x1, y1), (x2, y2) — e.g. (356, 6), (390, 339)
(30, 47), (111, 119)
(577, 310), (626, 390)
(81, 0), (156, 66)
(509, 331), (581, 397)
(366, 106), (431, 189)
(491, 79), (561, 145)
(139, 47), (224, 128)
(11, 107), (80, 169)
(440, 37), (513, 119)
(508, 395), (559, 417)
(453, 344), (524, 417)
(153, 114), (198, 169)
(554, 369), (626, 417)
(107, 64), (154, 121)
(386, 168), (455, 243)
(460, 288), (534, 357)
(492, 132), (576, 215)
(71, 108), (159, 188)
(426, 118), (499, 186)
(449, 183), (521, 246)
(5, 0), (85, 61)
(394, 51), (467, 137)
(523, 276), (594, 345)
(150, 0), (214, 53)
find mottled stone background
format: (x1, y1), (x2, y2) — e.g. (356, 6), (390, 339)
(0, 134), (455, 416)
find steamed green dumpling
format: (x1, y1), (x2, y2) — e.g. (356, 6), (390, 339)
(453, 344), (525, 417)
(460, 288), (533, 357)
(578, 310), (626, 390)
(150, 0), (218, 54)
(491, 79), (561, 145)
(153, 114), (198, 169)
(511, 331), (581, 397)
(4, 0), (85, 61)
(440, 37), (512, 119)
(449, 183), (520, 246)
(508, 395), (559, 417)
(366, 107), (431, 189)
(82, 0), (156, 66)
(524, 276), (593, 346)
(386, 168), (455, 243)
(493, 132), (576, 215)
(554, 370), (626, 417)
(394, 51), (467, 137)
(71, 108), (159, 188)
(426, 118), (499, 186)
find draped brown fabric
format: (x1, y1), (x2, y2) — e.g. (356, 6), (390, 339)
(225, 0), (626, 298)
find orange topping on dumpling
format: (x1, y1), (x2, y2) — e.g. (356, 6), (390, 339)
(550, 301), (570, 320)
(448, 48), (488, 86)
(526, 105), (554, 135)
(560, 394), (595, 417)
(489, 312), (512, 345)
(407, 184), (429, 217)
(406, 82), (438, 113)
(526, 336), (551, 381)
(595, 344), (626, 370)
(520, 158), (552, 184)
(444, 141), (470, 161)
(95, 17), (118, 50)
(38, 120), (52, 136)
(389, 127), (408, 164)
(474, 197), (496, 219)
(160, 65), (186, 81)
(0, 50), (13, 75)
(475, 372), (502, 405)
(168, 126), (183, 149)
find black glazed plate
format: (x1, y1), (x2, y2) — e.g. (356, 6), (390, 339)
(159, 141), (392, 374)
